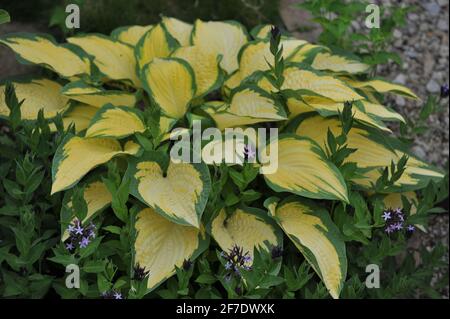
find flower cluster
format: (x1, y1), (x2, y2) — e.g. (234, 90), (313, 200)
(220, 245), (252, 281)
(101, 290), (123, 299)
(382, 208), (415, 234)
(65, 219), (96, 252)
(133, 263), (150, 281)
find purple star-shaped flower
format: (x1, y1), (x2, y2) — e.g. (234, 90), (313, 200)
(243, 255), (252, 264)
(385, 225), (394, 234)
(244, 145), (256, 160)
(74, 225), (84, 235)
(79, 237), (90, 248)
(382, 211), (391, 221)
(225, 261), (232, 270)
(66, 242), (74, 251)
(114, 292), (123, 299)
(394, 222), (403, 230)
(407, 225), (415, 232)
(67, 224), (75, 233)
(89, 230), (96, 239)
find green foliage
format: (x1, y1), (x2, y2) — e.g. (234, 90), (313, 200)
(0, 9), (10, 25)
(299, 0), (410, 71)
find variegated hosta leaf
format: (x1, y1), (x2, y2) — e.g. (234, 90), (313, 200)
(211, 207), (282, 261)
(260, 135), (349, 202)
(162, 16), (193, 46)
(201, 130), (252, 166)
(51, 135), (139, 194)
(296, 115), (444, 190)
(61, 180), (112, 241)
(0, 33), (90, 78)
(311, 52), (370, 74)
(68, 35), (140, 87)
(202, 87), (286, 130)
(172, 46), (223, 97)
(135, 24), (179, 70)
(126, 152), (211, 228)
(280, 66), (364, 102)
(85, 104), (146, 138)
(293, 97), (392, 132)
(141, 58), (195, 120)
(289, 43), (326, 63)
(273, 198), (347, 299)
(50, 103), (99, 132)
(358, 100), (405, 123)
(111, 25), (153, 46)
(0, 78), (69, 119)
(250, 24), (273, 39)
(225, 38), (307, 92)
(135, 207), (208, 290)
(192, 20), (248, 74)
(344, 78), (419, 99)
(61, 81), (138, 108)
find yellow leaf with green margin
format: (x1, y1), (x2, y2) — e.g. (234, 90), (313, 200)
(62, 180), (112, 241)
(295, 115), (444, 190)
(281, 66), (364, 102)
(211, 207), (282, 261)
(135, 207), (208, 290)
(51, 135), (138, 194)
(50, 103), (98, 133)
(260, 135), (349, 202)
(0, 78), (69, 119)
(0, 33), (90, 78)
(126, 152), (211, 228)
(344, 78), (419, 99)
(68, 35), (140, 87)
(250, 24), (273, 39)
(162, 16), (193, 46)
(135, 23), (178, 70)
(202, 86), (286, 130)
(61, 81), (137, 108)
(172, 46), (223, 97)
(141, 58), (195, 120)
(192, 20), (248, 74)
(311, 52), (370, 74)
(274, 198), (347, 299)
(111, 25), (153, 46)
(85, 104), (146, 138)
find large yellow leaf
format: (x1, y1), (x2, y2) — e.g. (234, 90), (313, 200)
(51, 135), (137, 194)
(297, 97), (392, 132)
(296, 115), (444, 190)
(61, 81), (137, 108)
(141, 58), (195, 120)
(274, 198), (347, 299)
(260, 135), (349, 202)
(281, 66), (364, 102)
(0, 33), (90, 78)
(358, 100), (405, 123)
(68, 35), (140, 87)
(127, 152), (211, 228)
(202, 87), (286, 130)
(0, 79), (69, 120)
(135, 24), (178, 70)
(85, 104), (146, 138)
(135, 207), (207, 290)
(111, 25), (153, 46)
(211, 207), (281, 261)
(172, 46), (222, 97)
(311, 52), (370, 74)
(50, 103), (99, 133)
(162, 16), (193, 46)
(192, 20), (248, 74)
(62, 180), (112, 241)
(344, 79), (419, 99)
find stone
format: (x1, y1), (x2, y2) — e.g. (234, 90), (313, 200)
(437, 19), (449, 31)
(426, 79), (441, 93)
(393, 73), (407, 85)
(423, 2), (441, 16)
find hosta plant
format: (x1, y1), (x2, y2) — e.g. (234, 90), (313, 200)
(0, 16), (446, 299)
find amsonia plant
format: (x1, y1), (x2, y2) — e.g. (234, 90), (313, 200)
(0, 17), (445, 299)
